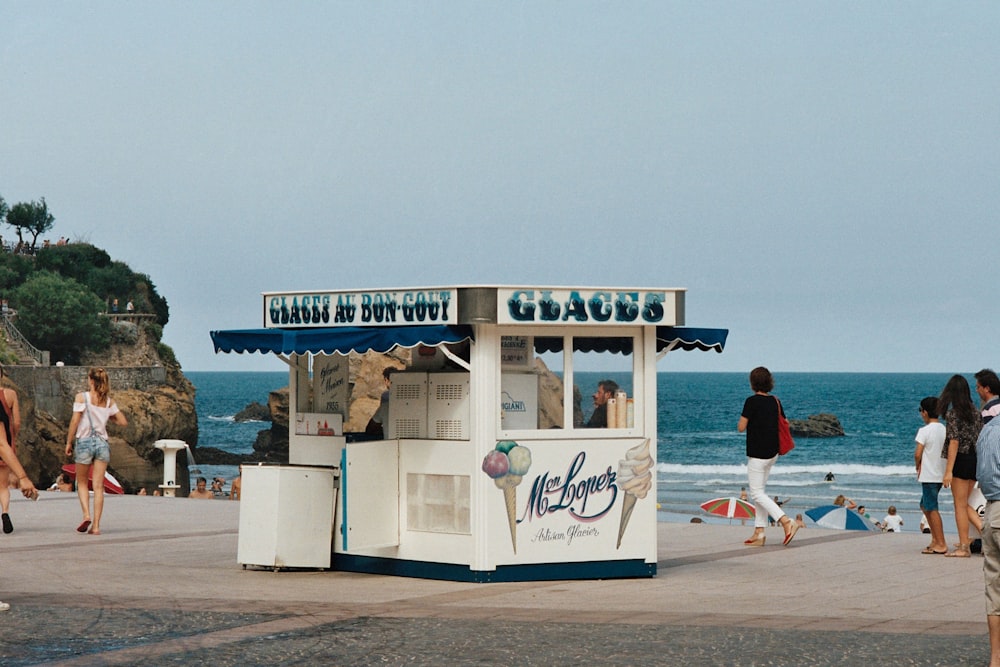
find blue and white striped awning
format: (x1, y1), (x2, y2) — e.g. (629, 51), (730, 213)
(210, 324), (725, 357)
(654, 327), (728, 354)
(210, 325), (474, 356)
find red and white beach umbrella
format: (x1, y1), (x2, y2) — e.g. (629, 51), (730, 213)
(700, 496), (755, 521)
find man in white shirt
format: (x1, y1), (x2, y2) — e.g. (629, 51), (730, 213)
(915, 396), (947, 554)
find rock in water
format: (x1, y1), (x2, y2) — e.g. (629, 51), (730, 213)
(788, 413), (844, 438)
(234, 401), (271, 422)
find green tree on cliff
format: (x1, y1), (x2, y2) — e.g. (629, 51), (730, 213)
(5, 198), (55, 251)
(0, 251), (33, 291)
(0, 194), (173, 362)
(34, 244), (169, 326)
(12, 272), (111, 364)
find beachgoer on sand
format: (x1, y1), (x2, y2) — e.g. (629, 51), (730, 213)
(833, 494), (857, 510)
(189, 477), (213, 499)
(882, 506), (903, 533)
(230, 468), (241, 501)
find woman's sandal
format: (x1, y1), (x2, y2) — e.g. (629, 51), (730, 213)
(945, 545), (971, 558)
(744, 535), (765, 547)
(782, 521), (799, 546)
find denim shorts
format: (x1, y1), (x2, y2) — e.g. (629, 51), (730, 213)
(74, 436), (110, 465)
(921, 482), (943, 512)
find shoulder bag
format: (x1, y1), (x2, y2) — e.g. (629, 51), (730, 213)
(776, 396), (795, 455)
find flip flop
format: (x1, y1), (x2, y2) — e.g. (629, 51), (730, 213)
(921, 547), (947, 555)
(76, 520), (91, 533)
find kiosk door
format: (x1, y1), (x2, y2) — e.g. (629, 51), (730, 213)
(342, 440), (400, 550)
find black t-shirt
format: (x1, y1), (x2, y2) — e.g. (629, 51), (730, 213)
(741, 394), (784, 459)
(587, 404), (607, 428)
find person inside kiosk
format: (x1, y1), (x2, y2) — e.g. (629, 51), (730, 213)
(586, 379), (621, 428)
(364, 367), (397, 439)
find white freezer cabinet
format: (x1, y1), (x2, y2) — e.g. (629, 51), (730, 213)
(237, 464), (339, 570)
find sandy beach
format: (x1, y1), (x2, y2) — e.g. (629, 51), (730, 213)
(0, 492), (991, 665)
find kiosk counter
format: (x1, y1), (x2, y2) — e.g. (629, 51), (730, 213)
(211, 286), (727, 582)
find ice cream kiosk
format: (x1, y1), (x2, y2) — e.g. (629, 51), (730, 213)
(211, 286), (727, 582)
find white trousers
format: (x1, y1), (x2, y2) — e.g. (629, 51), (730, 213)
(747, 455), (786, 529)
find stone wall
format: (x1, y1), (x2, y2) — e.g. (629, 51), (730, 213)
(5, 366), (167, 424)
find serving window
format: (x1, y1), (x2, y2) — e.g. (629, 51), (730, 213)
(498, 328), (641, 438)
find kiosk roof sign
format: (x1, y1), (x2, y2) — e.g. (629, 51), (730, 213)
(262, 286), (684, 329)
(498, 288), (682, 326)
(264, 289), (457, 329)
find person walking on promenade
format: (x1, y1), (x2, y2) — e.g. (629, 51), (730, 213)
(65, 368), (127, 535)
(0, 427), (38, 611)
(736, 366), (798, 547)
(974, 411), (1000, 666)
(978, 369), (1000, 424)
(915, 396), (948, 554)
(0, 367), (22, 534)
(938, 374), (982, 557)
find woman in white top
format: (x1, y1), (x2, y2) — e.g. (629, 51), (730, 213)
(64, 368), (127, 535)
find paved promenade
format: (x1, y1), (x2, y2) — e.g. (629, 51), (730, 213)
(0, 493), (991, 666)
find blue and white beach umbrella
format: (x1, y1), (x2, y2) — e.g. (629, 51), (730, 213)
(804, 505), (878, 532)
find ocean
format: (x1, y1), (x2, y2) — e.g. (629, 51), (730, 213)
(188, 370), (962, 531)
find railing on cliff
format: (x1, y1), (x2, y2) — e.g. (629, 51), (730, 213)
(1, 314), (49, 366)
(99, 313), (158, 324)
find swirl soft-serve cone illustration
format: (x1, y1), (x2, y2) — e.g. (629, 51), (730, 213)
(482, 441), (532, 553)
(615, 440), (653, 549)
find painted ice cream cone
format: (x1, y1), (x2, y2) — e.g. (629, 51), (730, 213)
(502, 484), (518, 553)
(617, 493), (638, 549)
(483, 441), (532, 554)
(615, 439), (653, 550)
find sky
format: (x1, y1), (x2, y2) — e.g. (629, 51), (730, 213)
(1, 2), (997, 373)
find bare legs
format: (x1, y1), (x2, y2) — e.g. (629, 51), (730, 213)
(75, 462), (92, 525)
(0, 471), (10, 534)
(74, 461), (106, 534)
(923, 508), (947, 553)
(989, 615), (1000, 667)
(90, 460), (106, 534)
(951, 478), (975, 555)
